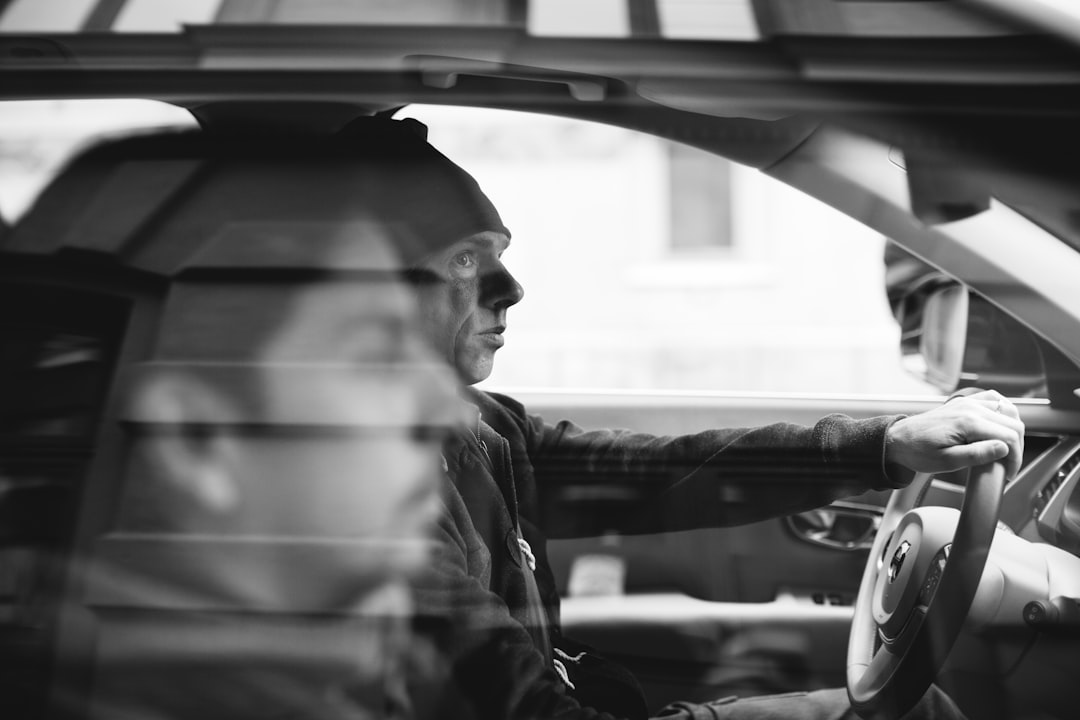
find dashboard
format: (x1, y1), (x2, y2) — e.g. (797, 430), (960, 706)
(1006, 436), (1080, 555)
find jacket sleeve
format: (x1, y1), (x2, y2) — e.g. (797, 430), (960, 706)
(492, 392), (907, 537)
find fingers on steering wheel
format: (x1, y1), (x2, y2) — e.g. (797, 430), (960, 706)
(973, 402), (1025, 437)
(972, 389), (1022, 421)
(939, 439), (1008, 470)
(959, 413), (1024, 479)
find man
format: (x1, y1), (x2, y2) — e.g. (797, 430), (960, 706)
(357, 116), (1024, 720)
(17, 128), (465, 719)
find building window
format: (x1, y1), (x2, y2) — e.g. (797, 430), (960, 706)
(668, 142), (733, 251)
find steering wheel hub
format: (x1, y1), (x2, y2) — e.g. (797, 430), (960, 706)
(887, 541), (910, 584)
(873, 507), (961, 641)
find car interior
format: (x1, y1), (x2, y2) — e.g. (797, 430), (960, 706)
(3, 2), (1080, 719)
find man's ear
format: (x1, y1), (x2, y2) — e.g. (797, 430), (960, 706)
(130, 371), (240, 514)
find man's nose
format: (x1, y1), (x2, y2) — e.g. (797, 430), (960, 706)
(480, 262), (524, 309)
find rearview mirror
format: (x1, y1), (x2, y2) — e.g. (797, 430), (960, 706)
(898, 283), (1045, 395)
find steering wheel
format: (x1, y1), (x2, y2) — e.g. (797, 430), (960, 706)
(846, 462), (1005, 720)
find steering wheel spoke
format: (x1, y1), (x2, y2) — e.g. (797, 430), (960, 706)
(914, 544), (951, 609)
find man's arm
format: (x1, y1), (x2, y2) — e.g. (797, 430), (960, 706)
(533, 411), (901, 536)
(478, 389), (1022, 538)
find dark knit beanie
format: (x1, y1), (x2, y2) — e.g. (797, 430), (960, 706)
(335, 116), (510, 265)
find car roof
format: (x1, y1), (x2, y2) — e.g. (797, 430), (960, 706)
(1, 1), (1077, 115)
(2, 2), (1077, 170)
(3, 2), (1078, 195)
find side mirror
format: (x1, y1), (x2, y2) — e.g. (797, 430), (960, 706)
(899, 282), (1045, 395)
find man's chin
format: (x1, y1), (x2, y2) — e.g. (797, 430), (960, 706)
(456, 354), (495, 386)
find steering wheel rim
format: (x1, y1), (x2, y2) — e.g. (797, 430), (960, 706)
(846, 462), (1005, 720)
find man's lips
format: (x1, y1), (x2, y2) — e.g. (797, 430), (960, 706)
(477, 326), (506, 346)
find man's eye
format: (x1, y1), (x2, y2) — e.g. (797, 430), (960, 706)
(452, 252), (476, 269)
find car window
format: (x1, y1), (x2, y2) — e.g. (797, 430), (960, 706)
(0, 26), (1076, 717)
(1, 3), (1078, 717)
(409, 105), (938, 397)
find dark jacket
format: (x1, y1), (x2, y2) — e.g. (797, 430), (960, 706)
(413, 389), (904, 720)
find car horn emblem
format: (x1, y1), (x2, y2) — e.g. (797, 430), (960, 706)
(888, 541), (911, 584)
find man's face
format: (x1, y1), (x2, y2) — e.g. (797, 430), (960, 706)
(411, 231), (524, 385)
(232, 259), (458, 574)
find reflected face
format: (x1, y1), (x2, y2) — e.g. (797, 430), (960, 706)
(411, 231), (524, 385)
(235, 268), (458, 573)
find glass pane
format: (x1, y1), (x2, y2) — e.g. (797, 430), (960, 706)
(410, 105), (937, 396)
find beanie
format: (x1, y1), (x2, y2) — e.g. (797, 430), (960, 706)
(335, 116), (510, 265)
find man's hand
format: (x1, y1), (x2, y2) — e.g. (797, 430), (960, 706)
(886, 389), (1025, 481)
